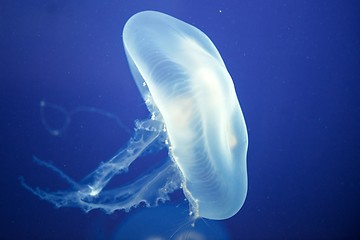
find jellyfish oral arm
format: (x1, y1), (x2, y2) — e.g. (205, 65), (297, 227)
(20, 119), (181, 213)
(81, 119), (164, 196)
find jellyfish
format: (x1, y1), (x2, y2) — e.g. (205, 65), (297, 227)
(20, 10), (248, 220)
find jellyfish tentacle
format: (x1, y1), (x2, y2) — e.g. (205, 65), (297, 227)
(40, 100), (131, 136)
(31, 156), (79, 189)
(82, 119), (165, 196)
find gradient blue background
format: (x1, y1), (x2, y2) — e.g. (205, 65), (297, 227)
(1, 0), (359, 239)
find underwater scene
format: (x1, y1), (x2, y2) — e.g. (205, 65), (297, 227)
(1, 0), (359, 239)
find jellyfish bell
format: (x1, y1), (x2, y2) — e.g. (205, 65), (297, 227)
(21, 10), (248, 221)
(123, 11), (248, 220)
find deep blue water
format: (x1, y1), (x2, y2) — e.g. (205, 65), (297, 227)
(1, 0), (360, 239)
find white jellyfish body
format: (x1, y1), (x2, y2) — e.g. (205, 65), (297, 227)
(21, 11), (248, 220)
(123, 11), (248, 220)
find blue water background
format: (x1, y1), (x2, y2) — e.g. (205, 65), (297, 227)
(1, 0), (359, 239)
